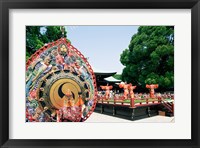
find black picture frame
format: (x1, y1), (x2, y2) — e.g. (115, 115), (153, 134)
(0, 0), (199, 148)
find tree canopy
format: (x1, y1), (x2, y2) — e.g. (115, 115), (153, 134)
(120, 26), (174, 92)
(113, 74), (122, 80)
(26, 26), (67, 60)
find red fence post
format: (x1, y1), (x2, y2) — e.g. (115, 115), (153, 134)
(158, 97), (161, 103)
(130, 97), (135, 108)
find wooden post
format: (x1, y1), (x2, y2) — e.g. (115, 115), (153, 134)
(101, 105), (104, 114)
(147, 107), (151, 117)
(131, 108), (135, 120)
(113, 106), (115, 115)
(158, 96), (161, 103)
(130, 97), (135, 108)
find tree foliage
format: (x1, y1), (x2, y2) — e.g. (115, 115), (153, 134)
(26, 26), (67, 60)
(120, 26), (174, 92)
(113, 74), (122, 80)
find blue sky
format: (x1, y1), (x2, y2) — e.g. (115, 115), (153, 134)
(65, 26), (139, 74)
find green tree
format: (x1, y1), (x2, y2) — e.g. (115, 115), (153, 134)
(113, 74), (122, 80)
(26, 26), (67, 61)
(120, 26), (174, 92)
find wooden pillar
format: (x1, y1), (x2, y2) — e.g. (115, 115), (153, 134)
(131, 108), (135, 120)
(101, 105), (104, 114)
(158, 97), (161, 103)
(130, 97), (135, 108)
(130, 96), (136, 120)
(146, 98), (149, 104)
(147, 107), (151, 117)
(113, 106), (116, 116)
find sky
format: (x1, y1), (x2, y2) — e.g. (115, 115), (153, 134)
(65, 26), (139, 74)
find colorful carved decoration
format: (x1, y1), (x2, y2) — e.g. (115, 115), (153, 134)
(119, 82), (130, 99)
(129, 84), (136, 99)
(146, 84), (159, 98)
(100, 84), (113, 99)
(26, 38), (97, 122)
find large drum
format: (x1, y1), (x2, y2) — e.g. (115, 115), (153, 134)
(26, 38), (97, 122)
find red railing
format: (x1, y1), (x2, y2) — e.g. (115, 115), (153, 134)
(97, 96), (174, 117)
(97, 96), (162, 108)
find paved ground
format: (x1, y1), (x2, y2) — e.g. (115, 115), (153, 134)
(85, 112), (174, 123)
